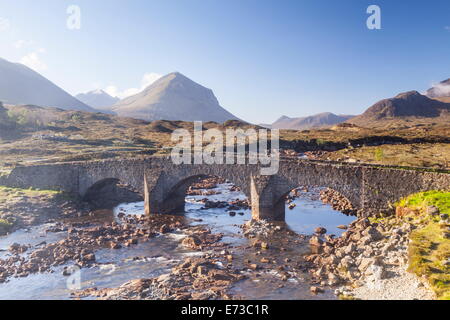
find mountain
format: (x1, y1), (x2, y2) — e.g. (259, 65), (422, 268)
(272, 112), (354, 130)
(426, 79), (450, 98)
(348, 91), (450, 125)
(0, 57), (95, 112)
(76, 90), (119, 110)
(112, 72), (239, 123)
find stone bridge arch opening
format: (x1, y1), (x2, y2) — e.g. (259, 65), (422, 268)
(250, 170), (362, 222)
(147, 174), (251, 218)
(84, 178), (143, 209)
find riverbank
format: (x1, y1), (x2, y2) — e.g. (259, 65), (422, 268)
(307, 191), (449, 300)
(0, 186), (89, 236)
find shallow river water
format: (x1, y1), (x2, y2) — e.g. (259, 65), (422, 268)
(0, 184), (355, 300)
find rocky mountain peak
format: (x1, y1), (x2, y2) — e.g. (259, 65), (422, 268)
(111, 72), (239, 123)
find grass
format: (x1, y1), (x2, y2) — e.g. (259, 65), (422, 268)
(396, 191), (450, 300)
(0, 186), (63, 204)
(1, 105), (449, 169)
(323, 143), (450, 170)
(0, 186), (70, 235)
(374, 148), (384, 161)
(397, 191), (450, 214)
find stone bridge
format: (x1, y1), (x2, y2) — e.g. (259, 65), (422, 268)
(1, 157), (449, 221)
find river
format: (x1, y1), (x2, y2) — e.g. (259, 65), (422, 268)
(0, 183), (355, 300)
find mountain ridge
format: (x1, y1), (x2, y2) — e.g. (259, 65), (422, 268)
(272, 112), (354, 130)
(0, 57), (95, 112)
(76, 89), (119, 110)
(348, 90), (450, 126)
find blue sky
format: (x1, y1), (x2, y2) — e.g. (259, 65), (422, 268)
(1, 0), (450, 123)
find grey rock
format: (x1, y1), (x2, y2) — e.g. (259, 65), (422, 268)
(362, 227), (384, 242)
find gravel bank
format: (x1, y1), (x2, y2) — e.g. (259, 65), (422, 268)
(351, 264), (435, 300)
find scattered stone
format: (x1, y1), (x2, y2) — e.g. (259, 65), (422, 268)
(315, 227), (327, 235)
(181, 236), (202, 250)
(110, 243), (122, 250)
(426, 206), (440, 216)
(159, 225), (171, 234)
(309, 236), (323, 247)
(310, 286), (323, 294)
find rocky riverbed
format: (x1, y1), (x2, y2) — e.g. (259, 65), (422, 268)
(0, 179), (439, 300)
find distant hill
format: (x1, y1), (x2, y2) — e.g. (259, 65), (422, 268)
(112, 72), (239, 123)
(76, 90), (119, 110)
(426, 79), (450, 98)
(272, 112), (353, 130)
(348, 91), (450, 126)
(0, 57), (95, 112)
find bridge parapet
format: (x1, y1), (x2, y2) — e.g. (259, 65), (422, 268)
(1, 157), (449, 221)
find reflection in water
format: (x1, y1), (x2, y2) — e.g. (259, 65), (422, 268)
(285, 191), (355, 236)
(0, 183), (354, 300)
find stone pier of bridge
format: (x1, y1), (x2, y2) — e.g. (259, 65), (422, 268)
(1, 157), (449, 221)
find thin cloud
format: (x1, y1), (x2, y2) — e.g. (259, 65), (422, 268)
(0, 17), (10, 31)
(445, 26), (450, 32)
(14, 40), (34, 49)
(20, 49), (47, 72)
(429, 81), (450, 97)
(104, 72), (162, 99)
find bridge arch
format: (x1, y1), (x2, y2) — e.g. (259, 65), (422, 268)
(83, 177), (143, 209)
(1, 157), (448, 222)
(144, 170), (251, 215)
(248, 165), (363, 221)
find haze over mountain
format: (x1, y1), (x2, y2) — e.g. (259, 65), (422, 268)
(426, 79), (450, 98)
(348, 91), (450, 125)
(272, 112), (354, 130)
(111, 72), (239, 123)
(426, 79), (450, 103)
(76, 90), (119, 110)
(0, 57), (95, 112)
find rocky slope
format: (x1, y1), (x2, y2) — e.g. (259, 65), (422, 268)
(306, 190), (450, 300)
(76, 90), (119, 110)
(112, 72), (239, 123)
(0, 57), (94, 112)
(273, 113), (353, 130)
